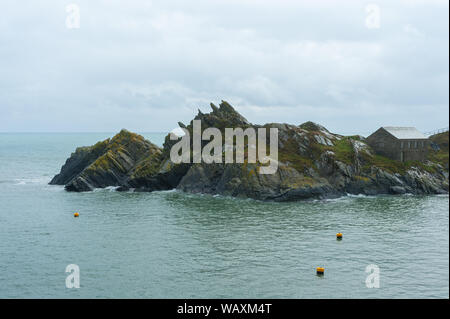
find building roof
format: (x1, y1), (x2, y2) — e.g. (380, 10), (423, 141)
(382, 127), (428, 139)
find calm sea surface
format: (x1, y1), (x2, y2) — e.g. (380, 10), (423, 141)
(0, 133), (448, 298)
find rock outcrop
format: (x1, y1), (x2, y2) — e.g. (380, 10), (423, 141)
(50, 129), (162, 191)
(50, 101), (449, 200)
(429, 131), (449, 170)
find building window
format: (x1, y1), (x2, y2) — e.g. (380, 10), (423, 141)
(408, 142), (411, 148)
(400, 142), (404, 148)
(421, 141), (424, 148)
(414, 141), (417, 148)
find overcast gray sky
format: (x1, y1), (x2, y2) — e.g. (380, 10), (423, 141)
(0, 0), (448, 135)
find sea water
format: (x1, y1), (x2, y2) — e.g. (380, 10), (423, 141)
(0, 133), (448, 298)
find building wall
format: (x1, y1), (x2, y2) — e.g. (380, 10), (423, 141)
(366, 128), (429, 162)
(367, 128), (401, 161)
(399, 139), (429, 162)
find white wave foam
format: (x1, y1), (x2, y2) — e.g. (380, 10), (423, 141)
(155, 189), (177, 194)
(92, 186), (120, 192)
(13, 177), (50, 185)
(345, 193), (376, 198)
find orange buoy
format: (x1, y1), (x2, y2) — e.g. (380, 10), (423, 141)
(74, 212), (79, 217)
(316, 267), (325, 275)
(336, 233), (343, 239)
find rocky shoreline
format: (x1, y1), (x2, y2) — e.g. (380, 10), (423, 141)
(50, 101), (449, 201)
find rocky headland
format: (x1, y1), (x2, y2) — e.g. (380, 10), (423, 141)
(50, 101), (449, 200)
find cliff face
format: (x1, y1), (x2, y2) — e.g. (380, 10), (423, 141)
(50, 101), (449, 200)
(50, 129), (162, 191)
(176, 120), (448, 200)
(429, 131), (449, 170)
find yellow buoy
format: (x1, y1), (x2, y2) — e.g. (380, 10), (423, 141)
(316, 267), (325, 275)
(74, 212), (79, 217)
(336, 232), (343, 239)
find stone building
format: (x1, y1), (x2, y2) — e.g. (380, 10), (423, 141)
(366, 127), (429, 162)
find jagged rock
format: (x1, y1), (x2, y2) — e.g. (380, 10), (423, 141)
(429, 131), (449, 170)
(299, 121), (329, 132)
(314, 134), (334, 146)
(50, 139), (110, 185)
(51, 129), (162, 191)
(390, 186), (406, 194)
(177, 162), (333, 201)
(194, 100), (251, 128)
(210, 103), (219, 113)
(51, 101), (449, 199)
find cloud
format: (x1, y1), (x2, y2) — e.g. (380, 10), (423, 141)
(0, 0), (448, 135)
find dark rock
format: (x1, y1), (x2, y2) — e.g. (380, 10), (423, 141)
(272, 185), (342, 201)
(51, 101), (449, 200)
(389, 186), (407, 195)
(52, 129), (162, 192)
(299, 121), (329, 132)
(50, 139), (109, 185)
(430, 142), (440, 151)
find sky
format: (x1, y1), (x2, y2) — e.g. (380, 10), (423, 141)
(0, 0), (448, 135)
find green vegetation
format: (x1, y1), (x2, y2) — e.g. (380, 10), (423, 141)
(131, 152), (163, 178)
(88, 150), (127, 174)
(430, 131), (449, 152)
(298, 121), (322, 132)
(354, 175), (370, 182)
(333, 138), (355, 165)
(54, 99), (448, 195)
(278, 136), (313, 173)
(75, 139), (109, 156)
(428, 131), (449, 169)
(78, 129), (163, 180)
(361, 154), (407, 175)
(280, 175), (316, 189)
(359, 152), (442, 176)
